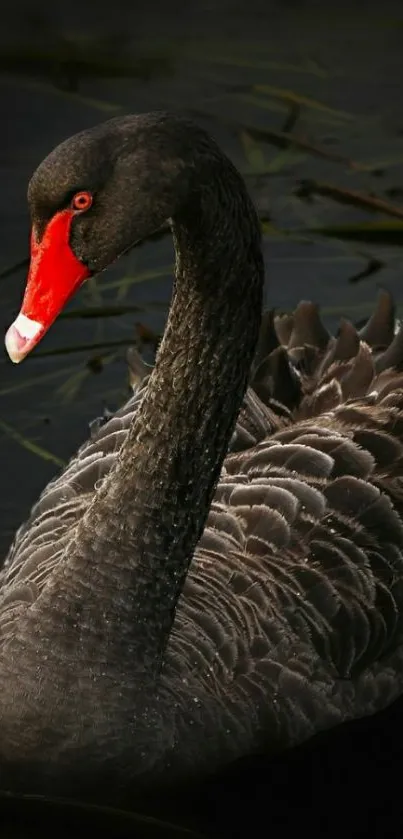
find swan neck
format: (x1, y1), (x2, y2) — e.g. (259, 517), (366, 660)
(37, 161), (264, 675)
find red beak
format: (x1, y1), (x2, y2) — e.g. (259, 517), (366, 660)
(5, 210), (90, 363)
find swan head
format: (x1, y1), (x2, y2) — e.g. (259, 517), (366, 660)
(5, 112), (199, 363)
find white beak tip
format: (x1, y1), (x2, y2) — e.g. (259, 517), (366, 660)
(5, 313), (43, 363)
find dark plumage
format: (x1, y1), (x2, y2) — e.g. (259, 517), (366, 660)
(1, 113), (403, 804)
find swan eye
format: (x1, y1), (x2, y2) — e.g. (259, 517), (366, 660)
(71, 191), (93, 212)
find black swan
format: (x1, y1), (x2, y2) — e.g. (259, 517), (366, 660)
(2, 111), (403, 803)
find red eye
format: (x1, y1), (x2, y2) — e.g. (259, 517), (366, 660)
(71, 191), (93, 212)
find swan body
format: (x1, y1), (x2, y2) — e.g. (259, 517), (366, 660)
(1, 112), (403, 800)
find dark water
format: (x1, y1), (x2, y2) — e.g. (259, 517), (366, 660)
(1, 2), (403, 836)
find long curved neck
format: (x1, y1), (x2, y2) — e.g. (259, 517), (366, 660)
(33, 159), (264, 675)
